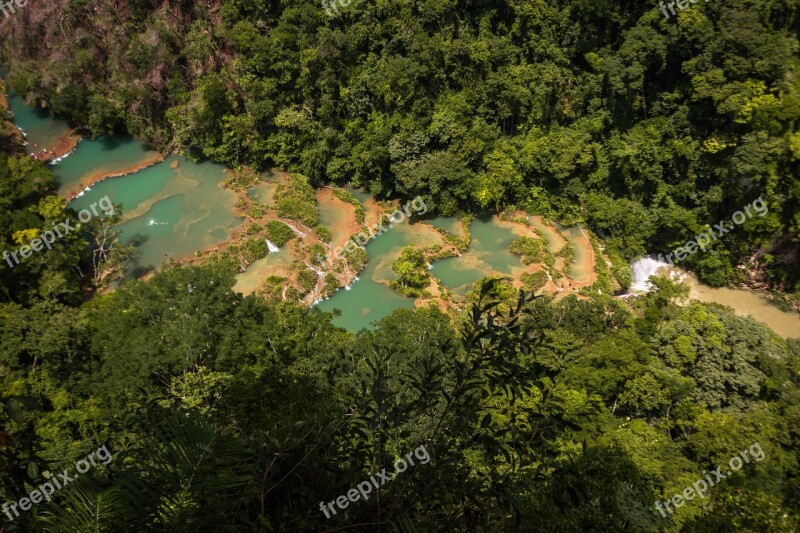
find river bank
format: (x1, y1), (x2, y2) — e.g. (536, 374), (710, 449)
(628, 257), (800, 339)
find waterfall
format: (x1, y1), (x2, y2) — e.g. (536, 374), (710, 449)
(629, 255), (670, 293)
(306, 263), (325, 277)
(283, 222), (308, 238)
(265, 239), (280, 253)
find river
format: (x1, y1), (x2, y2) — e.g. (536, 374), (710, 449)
(7, 89), (796, 336)
(629, 257), (799, 339)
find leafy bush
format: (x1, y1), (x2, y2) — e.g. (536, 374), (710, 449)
(264, 220), (295, 247)
(556, 241), (575, 264)
(390, 247), (430, 296)
(608, 248), (632, 290)
(346, 246), (368, 273)
(322, 273), (341, 298)
(275, 173), (318, 226)
(510, 237), (546, 264)
(309, 243), (327, 264)
(315, 225), (331, 242)
(521, 269), (549, 292)
(297, 268), (318, 293)
(250, 202), (267, 219)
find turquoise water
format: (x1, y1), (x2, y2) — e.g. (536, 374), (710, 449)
(429, 215), (523, 295)
(315, 221), (438, 331)
(52, 135), (159, 196)
(318, 214), (525, 330)
(346, 187), (373, 206)
(430, 257), (485, 295)
(425, 216), (463, 236)
(469, 215), (522, 274)
(3, 89), (527, 329)
(70, 155), (242, 276)
(5, 87), (72, 152)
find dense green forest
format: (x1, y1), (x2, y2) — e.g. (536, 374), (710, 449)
(1, 0), (800, 531)
(2, 252), (800, 530)
(0, 0), (798, 288)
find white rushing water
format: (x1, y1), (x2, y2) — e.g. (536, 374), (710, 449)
(265, 240), (280, 253)
(629, 255), (671, 293)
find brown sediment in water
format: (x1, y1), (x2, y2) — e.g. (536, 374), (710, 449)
(528, 215), (567, 253)
(415, 276), (452, 316)
(317, 187), (359, 252)
(38, 129), (81, 163)
(234, 246), (299, 296)
(62, 150), (169, 200)
(568, 223), (598, 286)
(674, 270), (800, 339)
(496, 214), (597, 293)
(363, 197), (387, 228)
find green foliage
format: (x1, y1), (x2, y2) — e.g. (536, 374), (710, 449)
(510, 236), (547, 264)
(263, 220), (294, 247)
(0, 155), (95, 304)
(2, 1), (800, 530)
(1, 259), (799, 530)
(390, 247), (430, 296)
(556, 240), (575, 264)
(313, 225), (331, 243)
(250, 201), (267, 219)
(521, 269), (550, 292)
(275, 174), (318, 227)
(608, 248), (633, 291)
(345, 246), (368, 273)
(5, 0), (800, 286)
(296, 268), (318, 294)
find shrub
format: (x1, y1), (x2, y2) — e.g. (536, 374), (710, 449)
(315, 225), (331, 242)
(521, 269), (549, 292)
(390, 247), (430, 296)
(250, 202), (267, 219)
(509, 237), (546, 264)
(346, 246), (368, 273)
(264, 220), (295, 247)
(275, 173), (318, 226)
(309, 243), (327, 265)
(556, 241), (575, 264)
(322, 273), (341, 298)
(297, 268), (318, 293)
